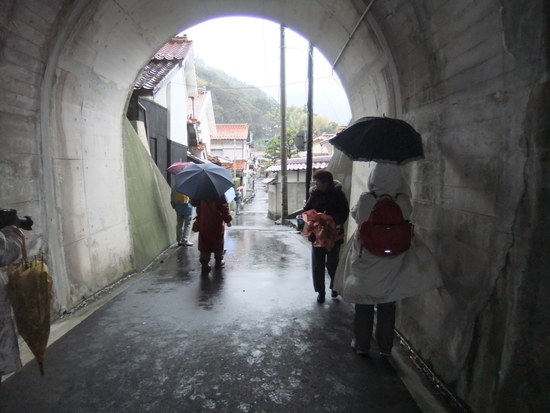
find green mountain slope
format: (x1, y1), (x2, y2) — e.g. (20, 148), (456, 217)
(195, 59), (279, 143)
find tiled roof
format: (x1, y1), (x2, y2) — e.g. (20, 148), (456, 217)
(224, 160), (248, 170)
(207, 153), (232, 165)
(265, 156), (331, 172)
(187, 152), (207, 164)
(212, 124), (249, 140)
(134, 36), (192, 91)
(154, 36), (193, 60)
(134, 61), (180, 90)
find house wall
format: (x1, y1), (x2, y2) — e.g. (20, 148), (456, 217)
(196, 92), (216, 152)
(312, 141), (329, 155)
(268, 170), (311, 218)
(211, 140), (247, 161)
(165, 70), (189, 145)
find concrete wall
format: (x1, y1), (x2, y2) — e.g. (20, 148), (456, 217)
(124, 120), (176, 271)
(360, 3), (548, 412)
(267, 170), (316, 219)
(0, 0), (548, 411)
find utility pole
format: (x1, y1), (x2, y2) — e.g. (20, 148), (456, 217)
(233, 137), (237, 180)
(280, 25), (288, 223)
(306, 43), (314, 199)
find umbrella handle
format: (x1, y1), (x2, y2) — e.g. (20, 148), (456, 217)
(10, 227), (27, 262)
(21, 237), (27, 262)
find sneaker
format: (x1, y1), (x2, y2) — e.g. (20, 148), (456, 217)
(214, 260), (225, 269)
(316, 293), (326, 303)
(183, 241), (193, 246)
(331, 290), (338, 298)
(351, 339), (369, 355)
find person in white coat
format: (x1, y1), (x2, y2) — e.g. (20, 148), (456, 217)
(334, 163), (442, 356)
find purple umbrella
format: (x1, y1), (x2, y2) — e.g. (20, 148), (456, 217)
(166, 162), (194, 175)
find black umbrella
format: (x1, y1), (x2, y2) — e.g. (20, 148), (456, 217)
(175, 163), (234, 200)
(329, 116), (424, 165)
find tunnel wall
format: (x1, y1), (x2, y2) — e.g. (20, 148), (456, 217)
(364, 2), (549, 411)
(0, 0), (548, 411)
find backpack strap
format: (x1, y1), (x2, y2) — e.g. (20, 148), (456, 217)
(378, 193), (404, 201)
(378, 193), (394, 201)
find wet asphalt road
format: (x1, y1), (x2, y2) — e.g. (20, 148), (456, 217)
(0, 182), (421, 412)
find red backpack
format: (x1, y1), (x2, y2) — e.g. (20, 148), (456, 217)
(359, 193), (414, 256)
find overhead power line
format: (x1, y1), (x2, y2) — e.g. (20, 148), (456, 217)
(202, 74), (337, 91)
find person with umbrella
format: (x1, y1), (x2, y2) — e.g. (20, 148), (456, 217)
(175, 163), (234, 273)
(331, 117), (441, 356)
(303, 169), (349, 303)
(333, 163), (442, 357)
(191, 195), (232, 273)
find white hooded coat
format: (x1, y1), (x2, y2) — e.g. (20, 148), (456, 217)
(333, 163), (443, 304)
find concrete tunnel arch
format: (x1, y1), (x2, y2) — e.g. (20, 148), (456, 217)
(1, 0), (548, 412)
(43, 1), (401, 311)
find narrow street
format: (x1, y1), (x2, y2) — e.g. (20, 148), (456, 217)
(0, 180), (431, 412)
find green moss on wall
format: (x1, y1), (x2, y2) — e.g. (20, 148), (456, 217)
(123, 120), (176, 271)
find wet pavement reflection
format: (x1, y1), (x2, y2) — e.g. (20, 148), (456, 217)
(0, 180), (421, 412)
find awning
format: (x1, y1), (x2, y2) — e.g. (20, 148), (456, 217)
(262, 177), (276, 184)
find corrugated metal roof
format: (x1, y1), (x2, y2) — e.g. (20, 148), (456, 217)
(314, 133), (336, 141)
(265, 156), (331, 172)
(134, 36), (192, 91)
(212, 124), (249, 140)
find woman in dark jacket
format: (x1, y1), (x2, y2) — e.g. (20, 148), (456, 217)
(303, 169), (349, 303)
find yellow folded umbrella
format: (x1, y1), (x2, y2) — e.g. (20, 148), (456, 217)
(6, 243), (52, 376)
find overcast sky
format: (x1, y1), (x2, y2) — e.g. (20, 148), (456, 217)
(182, 17), (352, 126)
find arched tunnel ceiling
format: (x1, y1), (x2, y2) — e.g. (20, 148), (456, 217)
(51, 0), (397, 124)
(41, 0), (398, 310)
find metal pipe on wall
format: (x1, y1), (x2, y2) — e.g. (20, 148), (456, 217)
(332, 0), (376, 70)
(280, 25), (288, 222)
(305, 43), (314, 199)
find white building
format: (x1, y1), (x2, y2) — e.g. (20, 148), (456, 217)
(187, 86), (217, 162)
(264, 155), (332, 219)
